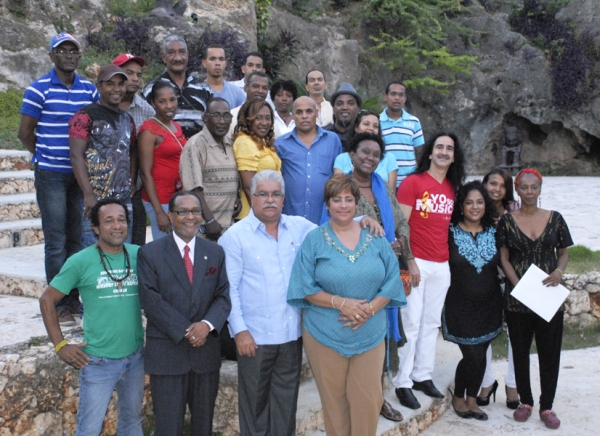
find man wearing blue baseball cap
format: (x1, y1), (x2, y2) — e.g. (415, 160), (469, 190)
(18, 32), (99, 327)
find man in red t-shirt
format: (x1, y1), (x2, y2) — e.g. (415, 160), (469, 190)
(393, 132), (465, 410)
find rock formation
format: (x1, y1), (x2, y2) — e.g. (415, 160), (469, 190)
(0, 0), (598, 174)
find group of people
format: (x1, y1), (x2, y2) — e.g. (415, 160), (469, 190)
(24, 31), (573, 435)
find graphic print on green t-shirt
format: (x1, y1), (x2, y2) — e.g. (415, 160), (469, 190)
(50, 244), (144, 359)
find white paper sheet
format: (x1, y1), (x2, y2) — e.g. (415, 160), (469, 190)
(510, 264), (570, 322)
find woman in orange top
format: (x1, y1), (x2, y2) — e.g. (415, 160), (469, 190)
(232, 98), (281, 219)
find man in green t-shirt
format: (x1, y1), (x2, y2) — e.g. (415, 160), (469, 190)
(39, 198), (144, 436)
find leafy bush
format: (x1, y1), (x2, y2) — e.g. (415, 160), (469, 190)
(258, 30), (301, 80)
(363, 0), (479, 93)
(509, 0), (598, 110)
(84, 17), (162, 77)
(0, 89), (24, 149)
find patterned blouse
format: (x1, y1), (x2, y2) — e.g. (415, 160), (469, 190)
(497, 211), (573, 313)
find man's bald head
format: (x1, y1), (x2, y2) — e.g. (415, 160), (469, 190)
(292, 96), (319, 134)
(293, 95), (317, 111)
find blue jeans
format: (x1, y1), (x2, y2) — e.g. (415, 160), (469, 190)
(80, 198), (133, 249)
(142, 200), (170, 241)
(76, 346), (145, 436)
(34, 166), (82, 310)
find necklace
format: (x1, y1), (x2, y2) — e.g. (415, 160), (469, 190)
(321, 226), (373, 263)
(96, 244), (131, 290)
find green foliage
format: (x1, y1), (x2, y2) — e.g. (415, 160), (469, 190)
(256, 0), (272, 37)
(53, 14), (76, 34)
(366, 33), (478, 93)
(0, 89), (24, 150)
(8, 7), (26, 18)
(363, 0), (479, 93)
(566, 245), (600, 274)
(106, 0), (154, 17)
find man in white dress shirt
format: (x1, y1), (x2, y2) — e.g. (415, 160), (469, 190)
(218, 170), (312, 435)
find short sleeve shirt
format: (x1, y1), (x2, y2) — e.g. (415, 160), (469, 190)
(396, 172), (455, 262)
(20, 69), (99, 172)
(50, 244), (144, 359)
(69, 103), (136, 201)
(180, 128), (239, 230)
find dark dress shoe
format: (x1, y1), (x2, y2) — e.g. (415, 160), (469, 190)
(395, 388), (421, 410)
(380, 399), (404, 422)
(412, 380), (444, 399)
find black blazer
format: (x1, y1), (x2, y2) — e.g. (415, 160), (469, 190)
(138, 234), (231, 375)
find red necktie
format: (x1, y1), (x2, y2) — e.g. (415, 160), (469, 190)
(183, 245), (193, 283)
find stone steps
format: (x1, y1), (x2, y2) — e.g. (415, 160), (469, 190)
(0, 192), (39, 222)
(0, 150), (32, 172)
(0, 244), (46, 297)
(0, 170), (35, 195)
(0, 218), (43, 248)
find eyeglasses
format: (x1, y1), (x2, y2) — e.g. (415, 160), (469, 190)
(252, 191), (283, 199)
(206, 113), (233, 122)
(53, 49), (81, 56)
(171, 209), (202, 216)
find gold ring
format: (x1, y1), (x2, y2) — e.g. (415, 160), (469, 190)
(355, 314), (360, 319)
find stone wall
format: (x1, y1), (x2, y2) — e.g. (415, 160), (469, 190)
(563, 272), (600, 329)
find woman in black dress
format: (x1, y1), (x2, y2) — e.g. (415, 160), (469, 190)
(497, 169), (572, 430)
(442, 181), (503, 421)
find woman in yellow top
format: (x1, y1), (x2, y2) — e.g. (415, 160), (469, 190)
(233, 98), (282, 219)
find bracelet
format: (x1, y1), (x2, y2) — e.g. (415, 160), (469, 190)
(369, 302), (375, 316)
(55, 339), (68, 353)
(340, 298), (346, 309)
(331, 295), (338, 309)
(206, 218), (216, 224)
(555, 268), (564, 276)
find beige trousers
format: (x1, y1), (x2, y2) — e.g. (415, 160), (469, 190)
(303, 328), (385, 436)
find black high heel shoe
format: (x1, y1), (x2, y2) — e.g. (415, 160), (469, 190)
(476, 380), (498, 406)
(505, 385), (520, 410)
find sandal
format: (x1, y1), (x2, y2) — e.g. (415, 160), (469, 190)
(380, 399), (404, 422)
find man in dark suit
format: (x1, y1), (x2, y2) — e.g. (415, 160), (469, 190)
(138, 191), (231, 436)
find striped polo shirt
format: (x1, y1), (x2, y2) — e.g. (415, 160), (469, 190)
(380, 108), (425, 187)
(20, 68), (99, 172)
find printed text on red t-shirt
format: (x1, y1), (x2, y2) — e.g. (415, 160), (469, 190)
(416, 191), (454, 218)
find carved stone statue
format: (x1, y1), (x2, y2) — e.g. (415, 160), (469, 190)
(500, 122), (523, 171)
(152, 0), (187, 17)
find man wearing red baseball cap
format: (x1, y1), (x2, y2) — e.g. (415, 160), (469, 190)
(113, 53), (155, 246)
(69, 64), (138, 249)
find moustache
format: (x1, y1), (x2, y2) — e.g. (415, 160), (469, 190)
(263, 203), (278, 209)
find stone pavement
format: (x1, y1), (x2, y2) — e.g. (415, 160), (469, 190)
(421, 346), (600, 436)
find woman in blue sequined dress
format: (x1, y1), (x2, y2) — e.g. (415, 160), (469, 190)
(442, 181), (503, 421)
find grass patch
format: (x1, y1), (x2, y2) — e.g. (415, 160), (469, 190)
(491, 322), (600, 361)
(0, 89), (24, 150)
(566, 245), (600, 274)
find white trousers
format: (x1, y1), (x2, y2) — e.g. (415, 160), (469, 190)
(481, 332), (516, 389)
(393, 258), (450, 388)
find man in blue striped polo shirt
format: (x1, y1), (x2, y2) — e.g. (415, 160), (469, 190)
(18, 32), (99, 326)
(380, 82), (425, 188)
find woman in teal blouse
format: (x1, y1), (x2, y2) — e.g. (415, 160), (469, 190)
(288, 174), (406, 436)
